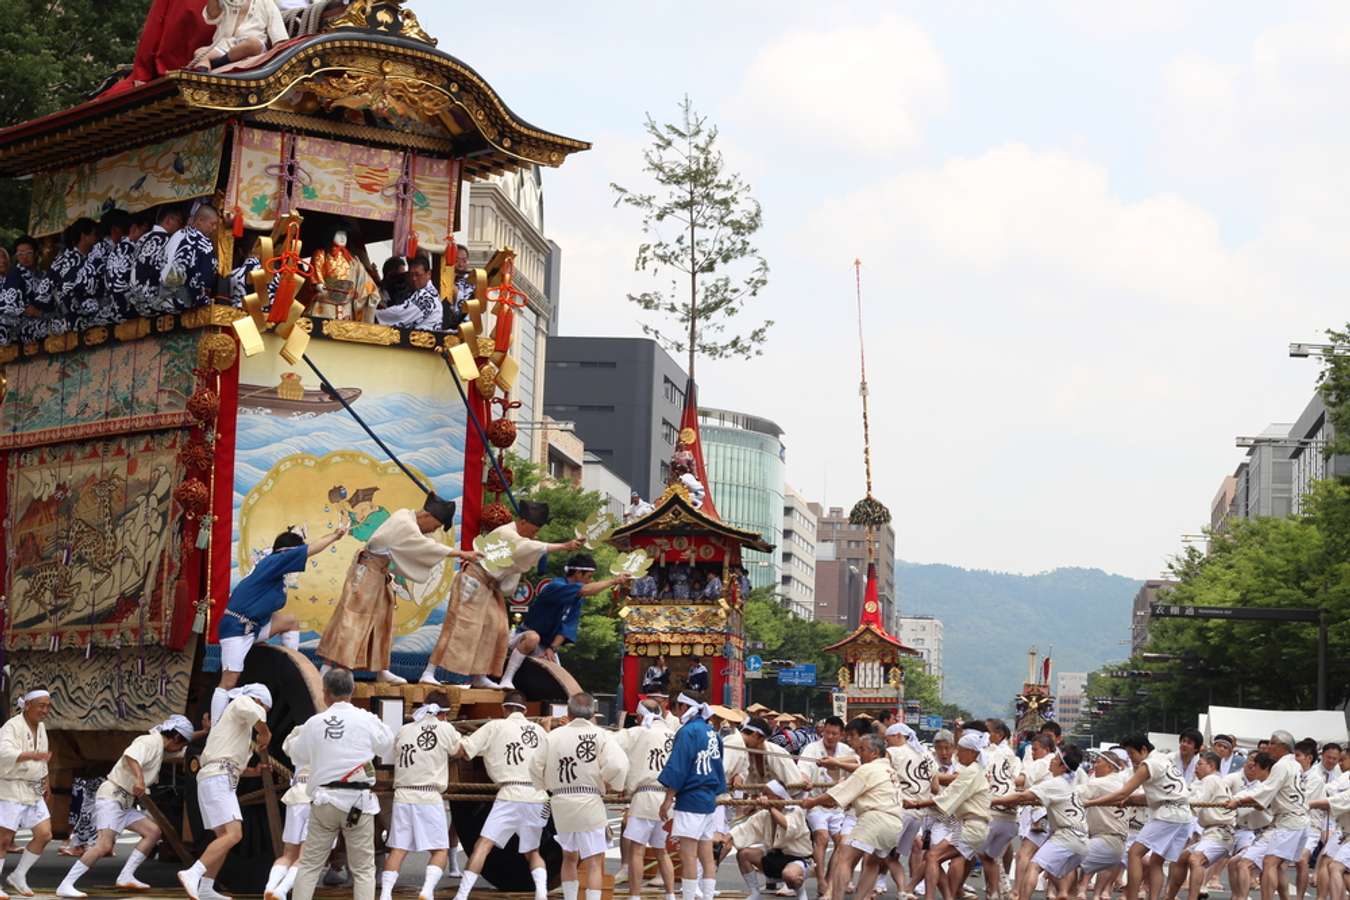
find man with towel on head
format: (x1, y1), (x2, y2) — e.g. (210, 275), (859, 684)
(57, 715), (194, 897)
(319, 492), (477, 685)
(454, 692), (551, 900)
(733, 782), (815, 900)
(179, 684), (273, 900)
(423, 500), (581, 688)
(618, 698), (679, 900)
(0, 690), (54, 899)
(883, 721), (933, 897)
(905, 731), (993, 900)
(379, 701), (463, 900)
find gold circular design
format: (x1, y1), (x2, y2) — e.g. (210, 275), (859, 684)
(247, 93), (259, 104)
(502, 138), (512, 148)
(197, 332), (238, 371)
(679, 427), (697, 445)
(864, 600), (878, 613)
(449, 82), (459, 92)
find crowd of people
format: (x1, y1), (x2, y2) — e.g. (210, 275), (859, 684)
(0, 201), (482, 347)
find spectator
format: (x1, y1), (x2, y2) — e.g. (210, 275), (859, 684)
(686, 655), (709, 692)
(0, 236), (55, 345)
(642, 656), (670, 694)
(375, 255), (442, 330)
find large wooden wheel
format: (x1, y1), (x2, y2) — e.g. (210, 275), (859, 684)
(184, 645), (323, 895)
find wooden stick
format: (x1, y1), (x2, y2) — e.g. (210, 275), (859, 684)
(259, 763), (285, 859)
(138, 793), (193, 866)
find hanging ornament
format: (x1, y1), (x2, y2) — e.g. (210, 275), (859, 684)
(196, 514), (215, 550)
(174, 479), (210, 514)
(187, 387), (220, 424)
(487, 398), (521, 449)
(177, 442), (214, 472)
(480, 502), (513, 532)
(485, 463), (514, 494)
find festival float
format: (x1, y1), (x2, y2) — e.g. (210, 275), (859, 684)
(609, 383), (772, 711)
(825, 262), (921, 721)
(0, 1), (588, 890)
(1014, 647), (1056, 736)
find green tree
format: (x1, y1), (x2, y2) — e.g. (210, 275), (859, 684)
(0, 0), (150, 241)
(1318, 325), (1350, 458)
(611, 95), (771, 382)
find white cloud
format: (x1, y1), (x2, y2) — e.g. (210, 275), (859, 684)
(808, 143), (1262, 312)
(728, 15), (948, 155)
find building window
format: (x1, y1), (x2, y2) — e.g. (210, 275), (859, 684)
(663, 377), (686, 407)
(662, 419), (679, 446)
(659, 461), (671, 484)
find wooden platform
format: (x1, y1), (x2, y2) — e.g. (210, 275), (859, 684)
(351, 681), (504, 710)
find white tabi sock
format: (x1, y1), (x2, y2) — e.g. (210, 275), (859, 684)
(420, 664), (439, 682)
(562, 880), (579, 900)
(279, 630), (299, 650)
(585, 890), (602, 900)
(59, 860), (89, 891)
(200, 876), (216, 895)
(700, 877), (718, 900)
(499, 648), (528, 686)
(118, 849), (148, 883)
(265, 863), (289, 894)
(380, 870), (399, 900)
(681, 878), (701, 900)
(15, 849), (39, 878)
(421, 864), (444, 899)
(278, 866), (299, 897)
(743, 870), (763, 899)
(667, 894), (678, 900)
(796, 886), (809, 900)
(211, 687), (229, 728)
(186, 861), (206, 879)
(530, 868), (548, 900)
(455, 870), (479, 900)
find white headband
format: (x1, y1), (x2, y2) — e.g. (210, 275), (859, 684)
(413, 703), (445, 722)
(17, 690), (49, 710)
(886, 722), (917, 741)
(1105, 748), (1130, 769)
(957, 731), (987, 751)
(228, 684), (273, 709)
(677, 692), (712, 723)
(158, 715), (194, 741)
(765, 779), (790, 800)
(741, 723), (767, 736)
(502, 700), (527, 710)
(564, 565), (597, 573)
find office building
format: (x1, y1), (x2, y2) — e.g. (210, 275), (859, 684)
(536, 415), (583, 485)
(582, 452), (632, 521)
(543, 337), (687, 501)
(466, 167), (559, 463)
(1054, 671), (1088, 736)
(1131, 579), (1177, 656)
(813, 506), (897, 631)
(897, 615), (944, 697)
(780, 485), (817, 619)
(699, 407), (786, 590)
(1290, 393), (1350, 515)
(814, 545), (865, 629)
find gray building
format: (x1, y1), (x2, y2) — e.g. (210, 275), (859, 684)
(542, 337), (687, 501)
(1290, 393), (1350, 515)
(1131, 579), (1177, 656)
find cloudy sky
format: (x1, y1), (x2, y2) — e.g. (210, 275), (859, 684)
(418, 2), (1350, 579)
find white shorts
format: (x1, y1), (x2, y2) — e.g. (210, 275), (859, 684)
(1234, 829), (1256, 855)
(482, 799), (548, 853)
(1138, 817), (1192, 862)
(1082, 835), (1125, 873)
(282, 803), (311, 846)
(219, 622), (272, 672)
(980, 819), (1020, 858)
(1325, 831), (1341, 860)
(387, 801), (449, 852)
(807, 807), (850, 836)
(896, 815), (924, 857)
(672, 810), (719, 842)
(952, 834), (982, 861)
(198, 775), (241, 830)
(711, 806), (731, 836)
(1243, 835), (1271, 870)
(1264, 827), (1306, 863)
(1304, 829), (1320, 856)
(1022, 829), (1049, 848)
(93, 798), (146, 834)
(1193, 838), (1232, 865)
(1334, 839), (1350, 869)
(0, 798), (49, 832)
(624, 816), (670, 849)
(1033, 835), (1087, 878)
(930, 821), (954, 848)
(556, 828), (607, 858)
(847, 837), (891, 859)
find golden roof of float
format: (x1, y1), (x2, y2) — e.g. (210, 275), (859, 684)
(0, 3), (589, 178)
(612, 485), (774, 553)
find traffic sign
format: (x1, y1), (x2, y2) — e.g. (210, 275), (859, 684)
(745, 655), (763, 673)
(777, 664), (816, 686)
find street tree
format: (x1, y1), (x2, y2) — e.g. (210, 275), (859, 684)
(611, 95), (771, 383)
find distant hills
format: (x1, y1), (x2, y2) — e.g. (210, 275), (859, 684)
(897, 562), (1141, 716)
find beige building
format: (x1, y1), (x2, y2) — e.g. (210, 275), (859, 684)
(896, 615), (944, 698)
(813, 506), (897, 631)
(1054, 671), (1088, 736)
(780, 485), (817, 620)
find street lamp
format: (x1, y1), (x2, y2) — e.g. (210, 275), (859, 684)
(1289, 342), (1350, 358)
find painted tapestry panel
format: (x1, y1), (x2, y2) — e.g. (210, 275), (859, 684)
(6, 430), (185, 650)
(29, 126), (226, 237)
(8, 646), (193, 732)
(291, 135), (401, 222)
(232, 335), (464, 647)
(412, 155), (453, 253)
(0, 331), (198, 450)
(230, 127), (287, 230)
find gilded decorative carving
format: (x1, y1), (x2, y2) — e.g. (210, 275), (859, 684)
(475, 337), (497, 357)
(0, 347), (17, 364)
(322, 319), (401, 346)
(197, 332), (239, 371)
(328, 0), (438, 47)
(84, 327), (108, 346)
(43, 333), (77, 354)
(115, 319), (151, 342)
(408, 331), (437, 349)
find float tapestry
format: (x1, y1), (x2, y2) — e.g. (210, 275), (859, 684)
(232, 334), (466, 646)
(5, 430), (186, 651)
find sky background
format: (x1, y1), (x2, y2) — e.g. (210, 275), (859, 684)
(417, 2), (1350, 580)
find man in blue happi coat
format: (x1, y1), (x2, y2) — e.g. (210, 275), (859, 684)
(659, 690), (727, 900)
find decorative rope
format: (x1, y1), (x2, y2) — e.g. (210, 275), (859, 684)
(442, 354), (521, 515)
(854, 259), (876, 565)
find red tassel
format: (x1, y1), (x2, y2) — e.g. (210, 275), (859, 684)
(407, 232), (418, 260)
(232, 206), (245, 239)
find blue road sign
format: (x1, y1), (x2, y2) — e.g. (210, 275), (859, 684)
(745, 655), (763, 673)
(777, 664), (817, 686)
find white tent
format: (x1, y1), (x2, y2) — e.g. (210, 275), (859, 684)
(1204, 705), (1349, 749)
(1148, 732), (1180, 752)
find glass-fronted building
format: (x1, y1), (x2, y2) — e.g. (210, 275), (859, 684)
(698, 407), (786, 592)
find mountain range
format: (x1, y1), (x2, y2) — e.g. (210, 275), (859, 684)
(897, 562), (1141, 716)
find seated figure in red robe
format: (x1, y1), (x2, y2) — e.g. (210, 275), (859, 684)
(103, 0), (215, 96)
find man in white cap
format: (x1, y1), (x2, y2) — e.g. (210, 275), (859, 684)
(883, 721), (932, 898)
(533, 692), (628, 900)
(179, 683), (274, 900)
(740, 716), (809, 799)
(802, 732), (903, 900)
(454, 691), (551, 900)
(797, 715), (859, 900)
(1226, 731), (1309, 900)
(288, 667), (396, 900)
(733, 783), (815, 900)
(992, 744), (1089, 900)
(1075, 748), (1130, 900)
(617, 698), (678, 900)
(56, 715), (194, 897)
(0, 690), (54, 898)
(646, 692), (681, 732)
(1226, 752), (1274, 900)
(904, 731), (992, 900)
(379, 698), (463, 900)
